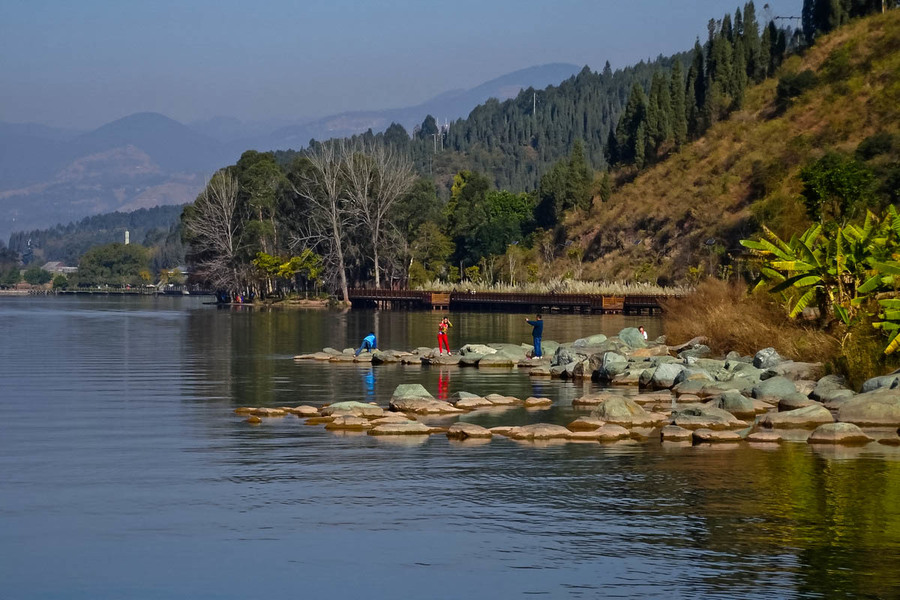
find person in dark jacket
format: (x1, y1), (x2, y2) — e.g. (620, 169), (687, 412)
(525, 314), (543, 358)
(355, 332), (377, 356)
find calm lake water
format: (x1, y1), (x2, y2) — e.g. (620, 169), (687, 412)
(1, 296), (898, 599)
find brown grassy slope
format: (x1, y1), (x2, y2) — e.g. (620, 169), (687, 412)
(565, 11), (900, 284)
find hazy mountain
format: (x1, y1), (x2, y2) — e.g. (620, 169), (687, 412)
(248, 63), (582, 151)
(0, 63), (581, 244)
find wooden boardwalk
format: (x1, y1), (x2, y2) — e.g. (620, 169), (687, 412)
(348, 289), (669, 315)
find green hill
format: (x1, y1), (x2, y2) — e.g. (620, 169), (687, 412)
(566, 10), (900, 284)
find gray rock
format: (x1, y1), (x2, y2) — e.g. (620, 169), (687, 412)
(753, 347), (784, 369)
(808, 422), (873, 445)
(592, 351), (629, 381)
(678, 344), (712, 359)
(837, 387), (900, 426)
(760, 404), (834, 429)
(725, 351), (745, 362)
(672, 406), (746, 430)
(325, 415), (374, 430)
(369, 422), (435, 436)
(392, 384), (434, 400)
(477, 355), (517, 367)
(590, 397), (651, 426)
(640, 362), (686, 390)
(747, 430), (783, 443)
(765, 361), (824, 381)
(619, 327), (648, 349)
(861, 369), (900, 393)
(592, 424), (631, 441)
(507, 423), (572, 440)
(567, 417), (607, 431)
(752, 376), (798, 402)
(460, 344), (497, 356)
(573, 333), (608, 347)
(458, 354), (484, 366)
(673, 368), (715, 385)
(390, 397), (462, 415)
(704, 391), (758, 419)
(778, 394), (821, 412)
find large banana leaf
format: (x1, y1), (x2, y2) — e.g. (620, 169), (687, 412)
(789, 288), (818, 318)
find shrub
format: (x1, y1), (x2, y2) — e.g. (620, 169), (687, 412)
(776, 69), (818, 109)
(662, 279), (839, 363)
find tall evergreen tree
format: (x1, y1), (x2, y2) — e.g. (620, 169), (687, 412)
(670, 61), (688, 147)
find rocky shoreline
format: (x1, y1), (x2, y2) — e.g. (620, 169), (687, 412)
(269, 328), (900, 447)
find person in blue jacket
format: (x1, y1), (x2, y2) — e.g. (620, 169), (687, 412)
(525, 314), (543, 359)
(355, 332), (377, 356)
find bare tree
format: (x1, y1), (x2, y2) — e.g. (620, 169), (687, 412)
(289, 142), (351, 303)
(344, 142), (416, 288)
(183, 169), (246, 292)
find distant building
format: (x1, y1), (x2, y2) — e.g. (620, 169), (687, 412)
(41, 262), (78, 275)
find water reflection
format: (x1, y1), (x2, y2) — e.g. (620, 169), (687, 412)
(0, 297), (898, 599)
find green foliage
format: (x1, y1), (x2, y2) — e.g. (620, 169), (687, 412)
(535, 140), (593, 228)
(75, 243), (151, 287)
(23, 266), (52, 285)
(776, 69), (818, 109)
(0, 267), (21, 287)
(52, 274), (68, 290)
(800, 152), (874, 223)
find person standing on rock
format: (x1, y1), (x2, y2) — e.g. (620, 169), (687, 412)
(639, 326), (648, 340)
(526, 314), (543, 359)
(437, 316), (453, 355)
(354, 331), (377, 357)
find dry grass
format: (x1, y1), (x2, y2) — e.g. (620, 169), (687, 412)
(416, 278), (691, 296)
(662, 279), (840, 364)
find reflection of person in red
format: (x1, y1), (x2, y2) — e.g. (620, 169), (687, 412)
(437, 316), (452, 355)
(437, 370), (450, 400)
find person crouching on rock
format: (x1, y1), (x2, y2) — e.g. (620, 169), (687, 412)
(438, 316), (452, 355)
(355, 332), (377, 357)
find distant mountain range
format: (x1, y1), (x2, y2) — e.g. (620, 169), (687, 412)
(0, 63), (581, 244)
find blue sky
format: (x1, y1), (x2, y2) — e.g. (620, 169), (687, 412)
(1, 0), (800, 129)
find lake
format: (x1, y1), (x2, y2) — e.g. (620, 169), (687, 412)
(1, 296), (898, 599)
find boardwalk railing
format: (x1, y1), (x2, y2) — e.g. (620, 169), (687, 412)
(348, 289), (669, 314)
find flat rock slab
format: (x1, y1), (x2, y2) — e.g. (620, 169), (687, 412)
(585, 424), (631, 441)
(446, 422), (493, 439)
(293, 352), (334, 360)
(484, 394), (522, 406)
(524, 396), (552, 407)
(477, 356), (517, 367)
(746, 430), (783, 443)
(325, 415), (373, 430)
(572, 392), (630, 407)
(250, 408), (287, 417)
(370, 414), (414, 425)
(660, 425), (693, 441)
(590, 397), (649, 426)
(528, 366), (552, 377)
(760, 404), (834, 429)
(287, 405), (320, 417)
(392, 384), (434, 399)
(693, 428), (742, 443)
(808, 422), (873, 445)
(320, 401), (383, 418)
(368, 422), (435, 436)
(507, 423), (572, 440)
(454, 397), (493, 409)
(567, 417), (607, 432)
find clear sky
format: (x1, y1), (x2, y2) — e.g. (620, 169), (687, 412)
(1, 0), (800, 129)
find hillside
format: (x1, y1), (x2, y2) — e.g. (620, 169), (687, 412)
(567, 10), (900, 284)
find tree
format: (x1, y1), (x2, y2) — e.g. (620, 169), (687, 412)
(76, 243), (150, 287)
(344, 142), (416, 287)
(288, 142), (351, 302)
(800, 152), (875, 224)
(182, 170), (247, 293)
(23, 266), (52, 285)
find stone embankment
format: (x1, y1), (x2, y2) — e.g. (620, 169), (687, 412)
(275, 328), (900, 447)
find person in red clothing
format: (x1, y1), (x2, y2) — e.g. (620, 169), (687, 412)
(437, 316), (452, 355)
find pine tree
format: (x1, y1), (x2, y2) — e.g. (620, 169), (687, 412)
(670, 61), (688, 146)
(743, 1), (764, 82)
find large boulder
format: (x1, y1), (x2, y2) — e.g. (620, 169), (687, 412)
(678, 344), (712, 359)
(760, 404), (834, 429)
(765, 361), (825, 382)
(567, 417), (607, 431)
(325, 415), (374, 430)
(640, 363), (686, 390)
(672, 406), (747, 430)
(446, 422), (493, 439)
(777, 394), (821, 412)
(590, 397), (653, 426)
(478, 356), (517, 367)
(752, 376), (798, 403)
(808, 422), (873, 445)
(860, 369), (900, 393)
(488, 343), (529, 361)
(392, 384), (433, 400)
(573, 334), (608, 348)
(592, 351), (629, 381)
(753, 347), (784, 369)
(618, 327), (648, 349)
(704, 391), (758, 419)
(837, 387), (900, 426)
(660, 425), (693, 441)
